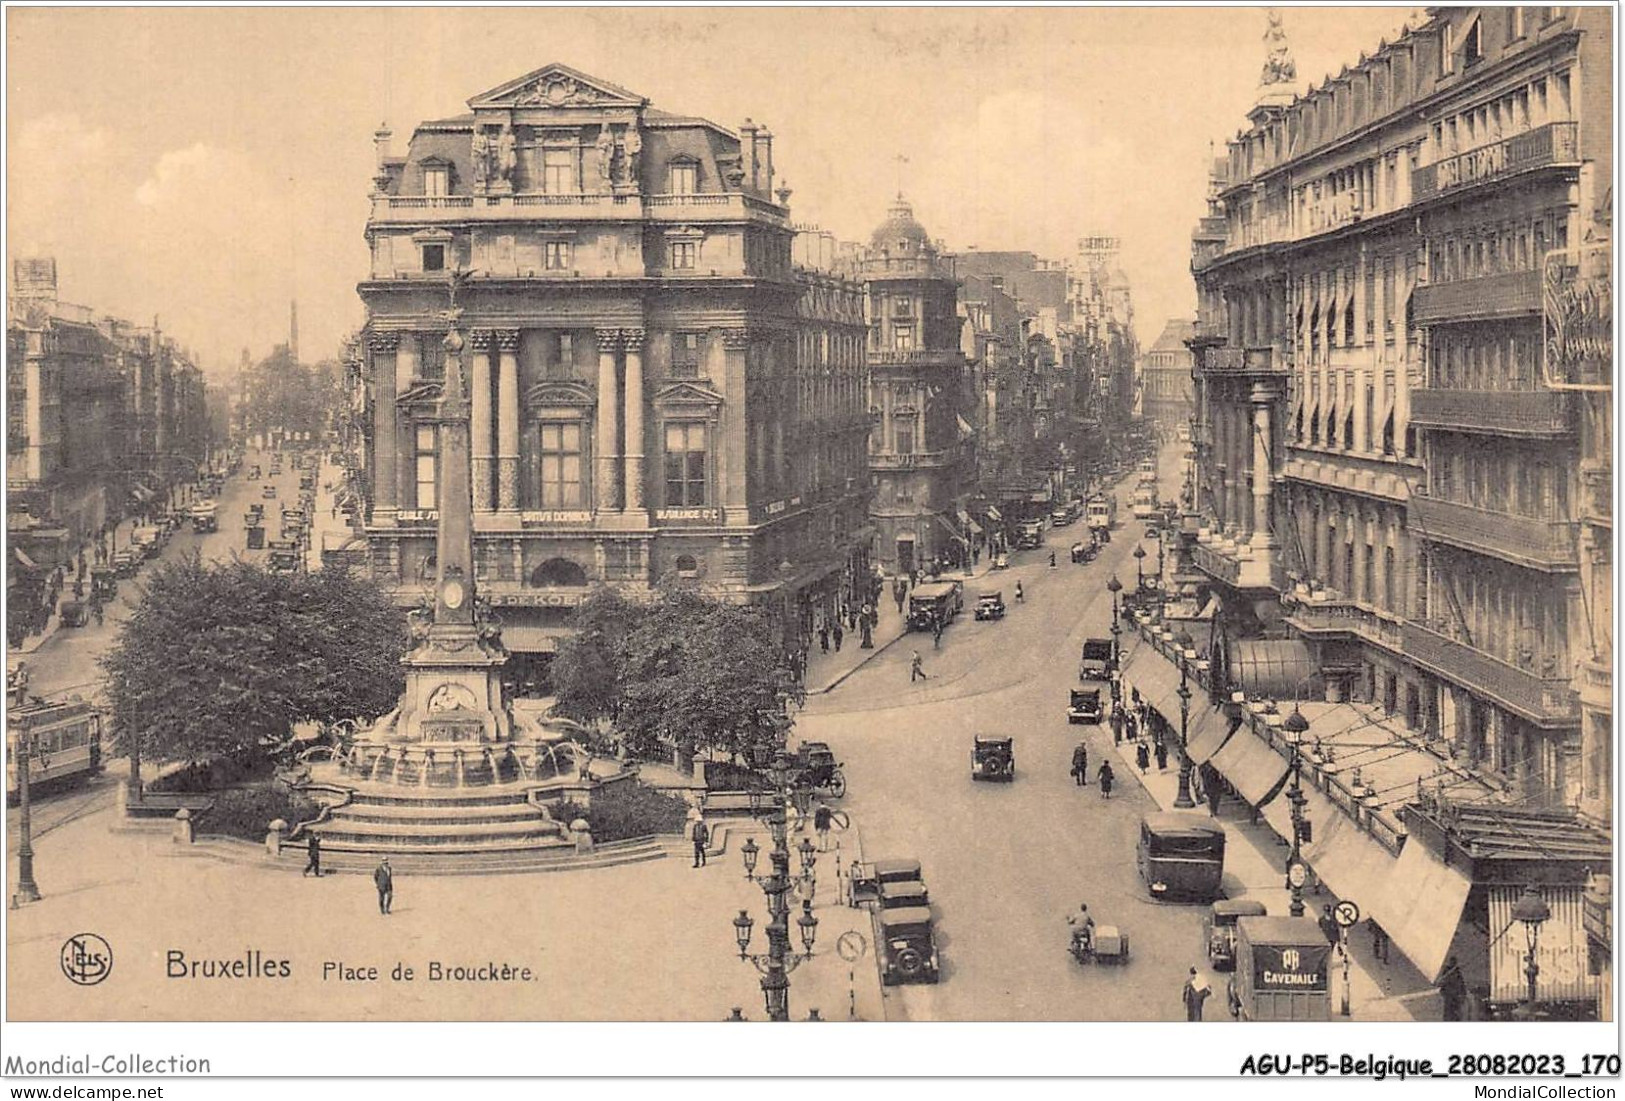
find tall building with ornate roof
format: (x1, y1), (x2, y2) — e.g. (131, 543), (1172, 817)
(859, 197), (973, 574)
(1140, 318), (1196, 433)
(357, 64), (871, 685)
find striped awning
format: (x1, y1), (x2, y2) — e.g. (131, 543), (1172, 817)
(1208, 726), (1291, 807)
(1186, 705), (1237, 764)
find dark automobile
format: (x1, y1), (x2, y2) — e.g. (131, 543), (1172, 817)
(849, 858), (924, 908)
(793, 740), (845, 798)
(974, 591), (1006, 621)
(1078, 638), (1113, 681)
(877, 906), (940, 985)
(59, 600), (89, 628)
(1206, 898), (1269, 970)
(878, 878), (930, 911)
(1068, 688), (1103, 724)
(972, 735), (1015, 782)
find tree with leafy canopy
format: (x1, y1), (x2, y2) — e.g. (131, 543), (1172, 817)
(553, 587), (801, 768)
(100, 553), (407, 779)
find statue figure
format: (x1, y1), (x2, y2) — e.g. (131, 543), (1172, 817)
(1259, 7), (1297, 87)
(595, 127), (616, 184)
(621, 127), (642, 185)
(470, 128), (491, 189)
(496, 123), (517, 184)
(407, 596), (434, 645)
(473, 594), (505, 651)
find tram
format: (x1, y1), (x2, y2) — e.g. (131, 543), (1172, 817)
(6, 698), (104, 803)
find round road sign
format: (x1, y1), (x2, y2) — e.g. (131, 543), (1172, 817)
(1287, 861), (1308, 889)
(1334, 900), (1361, 928)
(836, 931), (868, 963)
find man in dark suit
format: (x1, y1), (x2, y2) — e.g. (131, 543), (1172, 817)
(374, 857), (393, 914)
(302, 833), (322, 878)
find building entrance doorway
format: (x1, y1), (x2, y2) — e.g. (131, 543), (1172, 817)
(896, 538), (914, 576)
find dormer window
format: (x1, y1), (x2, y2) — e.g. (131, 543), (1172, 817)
(669, 159), (699, 196)
(423, 159), (450, 197)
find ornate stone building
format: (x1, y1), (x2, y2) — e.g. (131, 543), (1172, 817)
(1139, 319), (1196, 434)
(357, 65), (871, 686)
(860, 198), (972, 574)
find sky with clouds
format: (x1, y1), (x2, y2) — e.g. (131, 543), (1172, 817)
(7, 5), (1418, 377)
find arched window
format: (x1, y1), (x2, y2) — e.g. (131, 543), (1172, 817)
(529, 557), (588, 588)
(674, 554), (699, 577)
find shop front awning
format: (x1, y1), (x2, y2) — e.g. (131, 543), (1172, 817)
(1121, 641), (1184, 722)
(1366, 840), (1473, 985)
(1208, 725), (1291, 807)
(1186, 705), (1238, 764)
(985, 507), (1002, 522)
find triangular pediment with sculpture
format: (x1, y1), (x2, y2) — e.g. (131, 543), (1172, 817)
(468, 64), (648, 112)
(653, 380), (725, 411)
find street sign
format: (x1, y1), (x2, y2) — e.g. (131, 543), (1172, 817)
(836, 931), (868, 963)
(1334, 900), (1361, 928)
(1287, 862), (1307, 889)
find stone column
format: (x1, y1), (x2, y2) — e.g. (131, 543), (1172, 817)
(1396, 262), (1415, 458)
(621, 328), (646, 512)
(369, 334), (399, 517)
(720, 329), (751, 521)
(594, 328), (622, 512)
(469, 330), (496, 512)
(496, 330), (521, 512)
(1232, 405), (1249, 535)
(1251, 384), (1273, 546)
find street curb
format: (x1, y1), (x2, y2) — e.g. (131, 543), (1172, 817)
(813, 628), (912, 695)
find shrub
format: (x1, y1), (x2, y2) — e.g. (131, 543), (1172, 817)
(149, 750), (277, 793)
(548, 781), (690, 843)
(196, 784), (320, 842)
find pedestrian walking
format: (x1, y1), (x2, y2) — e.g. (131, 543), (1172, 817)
(1097, 760), (1114, 798)
(692, 818), (710, 867)
(932, 620), (943, 650)
(910, 651), (925, 683)
(1135, 740), (1150, 773)
(860, 618), (873, 649)
(1182, 967), (1211, 1021)
(1014, 580), (1024, 602)
(1437, 955), (1467, 1021)
(1368, 918), (1390, 965)
(818, 624), (830, 653)
(302, 832), (322, 877)
(1110, 707), (1124, 745)
(1048, 550), (1056, 568)
(1155, 739), (1169, 771)
(373, 857), (393, 915)
(831, 622), (843, 652)
(1317, 904), (1340, 946)
(1204, 765), (1222, 816)
(814, 803), (833, 851)
(1071, 743), (1088, 787)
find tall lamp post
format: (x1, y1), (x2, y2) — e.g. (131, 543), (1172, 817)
(734, 748), (819, 1021)
(1133, 543), (1147, 593)
(12, 728), (42, 905)
(1281, 705), (1310, 918)
(1107, 574), (1124, 712)
(1174, 629), (1195, 809)
(1511, 884), (1551, 1019)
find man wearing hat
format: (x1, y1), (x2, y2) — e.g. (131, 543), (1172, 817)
(1182, 967), (1211, 1021)
(374, 857), (393, 915)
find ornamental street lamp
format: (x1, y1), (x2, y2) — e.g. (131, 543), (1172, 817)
(1281, 705), (1311, 919)
(1156, 534), (1166, 588)
(1107, 574), (1124, 714)
(733, 746), (819, 1021)
(1174, 629), (1195, 809)
(1511, 884), (1552, 1018)
(1133, 543), (1147, 592)
(12, 729), (42, 906)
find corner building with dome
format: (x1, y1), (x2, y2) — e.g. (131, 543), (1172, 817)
(356, 65), (871, 687)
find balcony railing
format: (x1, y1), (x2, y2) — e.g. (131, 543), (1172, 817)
(1412, 122), (1580, 201)
(1409, 388), (1574, 435)
(867, 349), (963, 367)
(1402, 621), (1579, 726)
(372, 192), (641, 223)
(870, 447), (963, 471)
(1411, 269), (1543, 324)
(1411, 495), (1579, 570)
(1202, 344), (1285, 374)
(1284, 598), (1404, 653)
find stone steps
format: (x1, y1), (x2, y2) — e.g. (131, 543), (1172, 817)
(307, 837), (670, 876)
(334, 803), (550, 826)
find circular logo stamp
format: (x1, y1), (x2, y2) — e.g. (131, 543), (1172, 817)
(60, 933), (112, 986)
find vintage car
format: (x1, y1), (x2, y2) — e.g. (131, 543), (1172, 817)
(112, 549), (140, 578)
(849, 857), (924, 908)
(792, 740), (845, 798)
(262, 485), (278, 500)
(91, 567), (118, 602)
(1015, 520), (1046, 549)
(876, 906), (941, 985)
(1078, 638), (1113, 681)
(1206, 899), (1269, 971)
(971, 735), (1015, 782)
(878, 878), (930, 911)
(974, 591), (1006, 621)
(990, 551), (1009, 570)
(267, 541), (301, 574)
(59, 600), (89, 628)
(247, 465), (261, 480)
(190, 501), (219, 533)
(1068, 688), (1103, 725)
(1050, 507), (1074, 527)
(1070, 541), (1096, 564)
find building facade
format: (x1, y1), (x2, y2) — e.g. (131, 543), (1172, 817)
(1187, 7), (1612, 1015)
(1139, 319), (1196, 434)
(357, 65), (871, 686)
(861, 198), (972, 574)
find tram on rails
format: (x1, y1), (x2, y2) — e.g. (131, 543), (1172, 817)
(6, 698), (104, 803)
